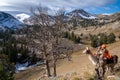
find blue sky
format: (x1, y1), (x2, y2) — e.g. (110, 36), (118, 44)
(0, 0), (120, 15)
(86, 0), (120, 14)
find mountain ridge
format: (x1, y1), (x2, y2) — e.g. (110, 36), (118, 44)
(0, 9), (120, 30)
(0, 11), (23, 30)
(65, 9), (96, 19)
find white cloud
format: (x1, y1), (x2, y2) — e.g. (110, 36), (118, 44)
(0, 0), (115, 15)
(103, 7), (111, 10)
(0, 2), (10, 6)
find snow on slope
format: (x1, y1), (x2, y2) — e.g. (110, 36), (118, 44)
(16, 13), (30, 23)
(0, 11), (23, 29)
(78, 13), (96, 19)
(66, 9), (96, 19)
(102, 13), (112, 15)
(15, 61), (44, 72)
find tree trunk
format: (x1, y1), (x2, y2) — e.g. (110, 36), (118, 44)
(45, 60), (51, 77)
(53, 60), (57, 77)
(67, 52), (71, 61)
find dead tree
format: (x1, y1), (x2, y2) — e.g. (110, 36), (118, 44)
(28, 5), (53, 77)
(25, 5), (73, 78)
(50, 8), (73, 77)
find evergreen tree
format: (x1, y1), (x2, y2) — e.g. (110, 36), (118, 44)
(71, 31), (75, 41)
(0, 54), (14, 80)
(64, 31), (69, 38)
(99, 33), (107, 44)
(73, 19), (77, 27)
(64, 31), (81, 43)
(75, 36), (81, 43)
(90, 35), (98, 48)
(107, 33), (116, 43)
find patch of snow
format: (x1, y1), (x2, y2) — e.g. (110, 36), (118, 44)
(16, 13), (30, 23)
(15, 61), (44, 73)
(16, 62), (28, 71)
(88, 16), (97, 19)
(102, 13), (112, 15)
(0, 18), (22, 28)
(78, 13), (96, 19)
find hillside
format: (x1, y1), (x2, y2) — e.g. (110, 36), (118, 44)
(66, 9), (96, 20)
(0, 11), (23, 29)
(14, 40), (120, 80)
(1, 0), (120, 79)
(73, 20), (120, 36)
(13, 10), (120, 80)
(57, 41), (120, 79)
(0, 8), (120, 80)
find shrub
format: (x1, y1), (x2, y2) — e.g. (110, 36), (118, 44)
(72, 77), (80, 80)
(64, 31), (81, 43)
(107, 33), (116, 43)
(87, 77), (94, 80)
(90, 35), (98, 48)
(118, 34), (120, 39)
(90, 33), (116, 47)
(0, 54), (14, 80)
(99, 33), (107, 44)
(73, 19), (77, 27)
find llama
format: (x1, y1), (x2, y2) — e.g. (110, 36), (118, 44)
(83, 47), (118, 79)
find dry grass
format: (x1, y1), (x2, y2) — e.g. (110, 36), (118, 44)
(15, 38), (120, 80)
(73, 21), (120, 39)
(47, 72), (94, 80)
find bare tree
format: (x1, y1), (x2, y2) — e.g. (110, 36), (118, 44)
(25, 5), (73, 78)
(28, 5), (53, 77)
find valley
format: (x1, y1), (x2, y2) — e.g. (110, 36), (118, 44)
(0, 4), (120, 80)
(15, 40), (120, 80)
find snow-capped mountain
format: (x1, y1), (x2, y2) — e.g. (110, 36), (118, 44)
(0, 11), (23, 29)
(16, 13), (30, 23)
(66, 9), (96, 20)
(102, 13), (112, 15)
